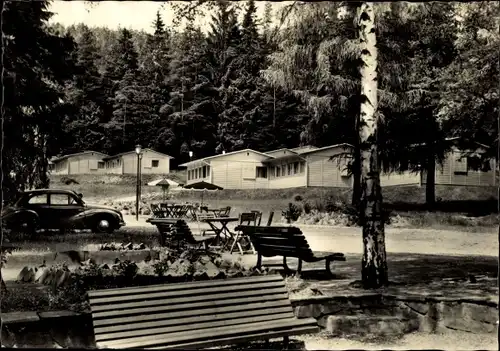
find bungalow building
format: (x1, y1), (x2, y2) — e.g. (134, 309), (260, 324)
(49, 151), (108, 175)
(421, 140), (497, 187)
(50, 148), (173, 175)
(102, 148), (173, 175)
(179, 144), (420, 190)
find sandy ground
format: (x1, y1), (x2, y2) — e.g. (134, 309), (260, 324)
(298, 331), (498, 350)
(123, 215), (499, 257)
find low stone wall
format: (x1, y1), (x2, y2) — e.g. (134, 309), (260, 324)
(2, 293), (497, 348)
(1, 310), (95, 348)
(291, 293), (499, 335)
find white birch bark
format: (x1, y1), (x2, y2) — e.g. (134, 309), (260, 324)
(357, 2), (388, 288)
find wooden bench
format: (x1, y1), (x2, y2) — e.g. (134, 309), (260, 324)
(147, 218), (214, 249)
(235, 225), (346, 276)
(88, 275), (319, 349)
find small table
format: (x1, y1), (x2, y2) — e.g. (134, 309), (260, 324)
(202, 217), (239, 250)
(203, 207), (229, 218)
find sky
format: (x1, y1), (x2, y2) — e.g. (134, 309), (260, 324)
(48, 1), (290, 33)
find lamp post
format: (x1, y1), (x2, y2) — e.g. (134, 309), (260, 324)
(135, 144), (143, 221)
(188, 150), (193, 162)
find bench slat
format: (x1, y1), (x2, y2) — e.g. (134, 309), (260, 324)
(150, 325), (319, 350)
(92, 292), (290, 323)
(98, 318), (318, 349)
(96, 311), (295, 343)
(94, 303), (293, 336)
(88, 274), (282, 298)
(90, 280), (285, 307)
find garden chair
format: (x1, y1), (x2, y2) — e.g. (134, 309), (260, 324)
(230, 212), (259, 255)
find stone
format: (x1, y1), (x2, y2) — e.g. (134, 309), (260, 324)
(1, 312), (40, 324)
(403, 301), (429, 315)
(199, 255), (212, 265)
(204, 261), (221, 278)
(168, 259), (192, 277)
(17, 266), (36, 283)
(123, 243), (133, 250)
(320, 315), (417, 338)
(38, 311), (80, 319)
(34, 267), (50, 283)
(294, 304), (323, 319)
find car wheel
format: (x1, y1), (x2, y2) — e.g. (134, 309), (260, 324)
(94, 217), (115, 234)
(18, 217), (39, 237)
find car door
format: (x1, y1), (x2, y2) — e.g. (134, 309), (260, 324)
(24, 193), (50, 228)
(49, 193), (86, 229)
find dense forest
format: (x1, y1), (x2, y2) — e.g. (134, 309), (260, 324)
(2, 1), (499, 199)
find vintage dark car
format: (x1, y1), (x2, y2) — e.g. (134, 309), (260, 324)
(1, 189), (125, 234)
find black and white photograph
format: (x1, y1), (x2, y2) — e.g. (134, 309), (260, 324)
(1, 0), (498, 349)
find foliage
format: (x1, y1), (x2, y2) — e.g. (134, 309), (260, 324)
(3, 2), (497, 209)
(2, 0), (76, 201)
(282, 202), (302, 223)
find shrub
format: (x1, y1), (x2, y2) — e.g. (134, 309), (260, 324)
(282, 202), (302, 223)
(302, 202), (312, 214)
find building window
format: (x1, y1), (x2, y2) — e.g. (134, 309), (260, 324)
(276, 166), (281, 177)
(98, 161), (105, 169)
(299, 161), (305, 173)
(152, 160), (159, 168)
(202, 166), (207, 178)
(293, 162), (299, 174)
(206, 166), (210, 176)
(188, 170), (191, 181)
(287, 164), (292, 176)
(454, 153), (468, 173)
(256, 166), (268, 178)
(281, 165), (286, 177)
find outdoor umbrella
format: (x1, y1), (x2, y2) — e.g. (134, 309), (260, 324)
(155, 178), (171, 201)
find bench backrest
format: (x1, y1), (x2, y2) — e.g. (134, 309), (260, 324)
(250, 210), (263, 226)
(239, 212), (258, 226)
(88, 275), (294, 349)
(238, 226), (314, 260)
(266, 211), (274, 226)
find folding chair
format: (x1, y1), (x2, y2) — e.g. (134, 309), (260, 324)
(230, 212), (258, 255)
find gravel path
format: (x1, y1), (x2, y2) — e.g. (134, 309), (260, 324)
(123, 215), (498, 257)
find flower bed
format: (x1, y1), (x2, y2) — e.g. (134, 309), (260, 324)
(1, 247), (271, 313)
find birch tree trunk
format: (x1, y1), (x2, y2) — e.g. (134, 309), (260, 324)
(357, 3), (388, 289)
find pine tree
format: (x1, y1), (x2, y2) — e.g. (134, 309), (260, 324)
(63, 25), (107, 153)
(157, 22), (218, 164)
(102, 28), (149, 154)
(206, 2), (244, 153)
(2, 0), (75, 200)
